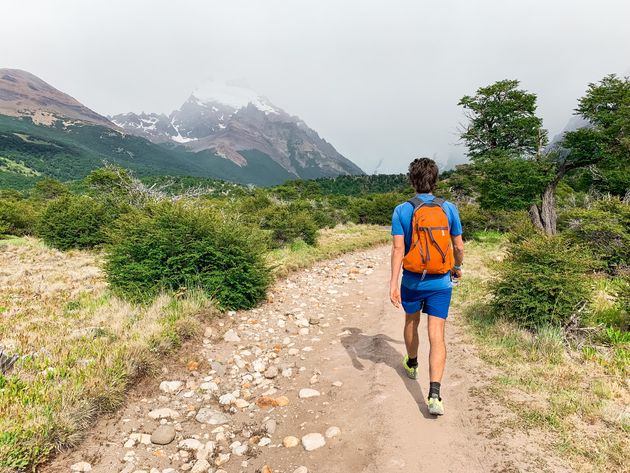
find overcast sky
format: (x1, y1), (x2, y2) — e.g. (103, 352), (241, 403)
(2, 0), (630, 173)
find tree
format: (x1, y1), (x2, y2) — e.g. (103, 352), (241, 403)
(459, 79), (548, 159)
(532, 75), (630, 233)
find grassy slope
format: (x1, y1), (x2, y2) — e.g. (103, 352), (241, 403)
(0, 225), (389, 471)
(0, 116), (312, 188)
(453, 234), (629, 473)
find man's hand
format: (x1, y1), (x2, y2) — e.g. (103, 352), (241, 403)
(390, 284), (401, 308)
(452, 267), (463, 280)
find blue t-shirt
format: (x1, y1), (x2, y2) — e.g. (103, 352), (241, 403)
(391, 194), (463, 291)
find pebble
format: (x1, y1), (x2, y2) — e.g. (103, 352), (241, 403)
(283, 436), (299, 448)
(301, 432), (326, 451)
(179, 438), (203, 451)
(293, 467), (308, 473)
(150, 425), (176, 445)
(325, 426), (341, 439)
(264, 366), (279, 379)
(298, 388), (320, 399)
(223, 329), (241, 342)
(70, 462), (92, 472)
(159, 380), (183, 394)
(148, 408), (180, 420)
(332, 381), (343, 387)
(190, 459), (211, 473)
(263, 419), (277, 434)
(195, 407), (230, 425)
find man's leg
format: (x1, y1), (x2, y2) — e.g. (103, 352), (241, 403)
(427, 315), (446, 382)
(403, 311), (421, 359)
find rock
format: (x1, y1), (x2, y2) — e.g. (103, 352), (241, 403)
(159, 381), (183, 394)
(195, 408), (230, 425)
(215, 453), (230, 466)
(148, 408), (180, 420)
(70, 462), (92, 472)
(199, 382), (219, 392)
(293, 467), (308, 473)
(151, 425), (176, 445)
(258, 437), (272, 446)
(282, 436), (299, 448)
(232, 443), (248, 456)
(204, 327), (214, 338)
(325, 426), (341, 439)
(223, 329), (240, 342)
(274, 396), (289, 406)
(264, 366), (278, 379)
(301, 433), (326, 451)
(263, 419), (277, 434)
(234, 398), (250, 408)
(260, 466), (273, 473)
(190, 459), (211, 473)
(179, 438), (203, 451)
(308, 316), (320, 325)
(288, 348), (300, 356)
(332, 381), (343, 387)
(219, 393), (236, 406)
(298, 388), (320, 399)
(252, 359), (266, 372)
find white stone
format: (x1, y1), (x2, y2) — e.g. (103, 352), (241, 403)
(199, 382), (219, 392)
(293, 467), (308, 473)
(298, 388), (320, 399)
(219, 393), (236, 406)
(148, 408), (180, 420)
(301, 433), (326, 451)
(258, 437), (272, 446)
(223, 329), (240, 342)
(190, 459), (211, 473)
(195, 407), (230, 425)
(70, 462), (92, 472)
(252, 359), (266, 372)
(325, 426), (341, 438)
(283, 436), (299, 448)
(178, 438), (203, 451)
(159, 380), (183, 394)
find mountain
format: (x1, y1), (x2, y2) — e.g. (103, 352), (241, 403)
(111, 81), (363, 179)
(0, 70), (363, 188)
(0, 69), (113, 128)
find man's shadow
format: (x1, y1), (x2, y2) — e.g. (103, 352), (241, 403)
(340, 327), (434, 418)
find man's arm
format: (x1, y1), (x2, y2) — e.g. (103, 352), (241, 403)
(390, 235), (405, 307)
(451, 234), (464, 278)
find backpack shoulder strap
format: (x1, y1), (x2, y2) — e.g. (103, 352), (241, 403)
(407, 197), (424, 210)
(432, 197), (446, 207)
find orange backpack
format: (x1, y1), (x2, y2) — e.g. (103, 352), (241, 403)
(402, 197), (454, 276)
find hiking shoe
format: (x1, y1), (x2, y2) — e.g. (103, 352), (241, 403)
(402, 355), (417, 379)
(427, 397), (444, 416)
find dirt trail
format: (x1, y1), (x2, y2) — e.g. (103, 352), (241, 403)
(44, 245), (566, 473)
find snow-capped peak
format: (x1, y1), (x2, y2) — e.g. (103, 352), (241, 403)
(191, 80), (278, 115)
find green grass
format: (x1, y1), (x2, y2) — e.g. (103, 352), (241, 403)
(455, 237), (630, 473)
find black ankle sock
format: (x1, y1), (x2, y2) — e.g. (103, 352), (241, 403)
(406, 356), (418, 368)
(429, 381), (441, 399)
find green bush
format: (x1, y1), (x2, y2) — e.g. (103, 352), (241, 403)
(36, 195), (116, 250)
(105, 202), (271, 310)
(492, 234), (594, 329)
(259, 204), (319, 247)
(458, 204), (530, 240)
(559, 197), (630, 271)
(349, 192), (404, 225)
(0, 198), (38, 236)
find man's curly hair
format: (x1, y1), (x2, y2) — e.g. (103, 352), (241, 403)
(408, 157), (439, 193)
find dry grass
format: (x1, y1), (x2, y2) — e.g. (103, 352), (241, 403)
(0, 238), (212, 471)
(454, 234), (630, 473)
(267, 224), (390, 277)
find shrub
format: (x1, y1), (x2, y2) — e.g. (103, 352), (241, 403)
(492, 234), (594, 329)
(105, 202), (271, 310)
(559, 197), (630, 271)
(458, 204), (530, 240)
(0, 198), (38, 236)
(259, 204), (319, 247)
(349, 193), (404, 225)
(36, 195), (116, 250)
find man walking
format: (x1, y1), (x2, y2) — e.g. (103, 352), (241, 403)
(390, 158), (465, 415)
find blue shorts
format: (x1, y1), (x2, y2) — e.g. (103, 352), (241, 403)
(400, 286), (452, 319)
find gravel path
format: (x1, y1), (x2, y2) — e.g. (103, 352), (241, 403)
(43, 245), (562, 473)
